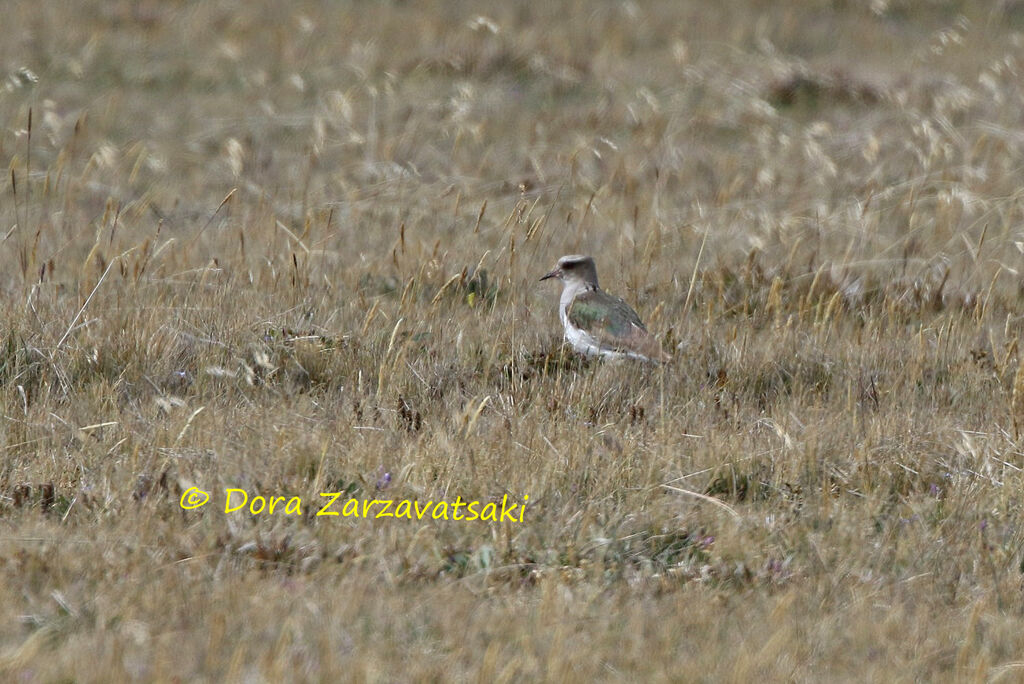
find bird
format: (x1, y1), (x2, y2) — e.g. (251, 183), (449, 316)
(539, 254), (670, 363)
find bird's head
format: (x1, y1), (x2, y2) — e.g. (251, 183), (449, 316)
(540, 254), (599, 288)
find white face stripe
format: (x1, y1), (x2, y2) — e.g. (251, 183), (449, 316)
(551, 255), (599, 289)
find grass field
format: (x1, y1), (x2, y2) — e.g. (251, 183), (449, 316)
(5, 0), (1024, 680)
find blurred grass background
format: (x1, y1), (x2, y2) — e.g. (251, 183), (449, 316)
(4, 0), (1024, 680)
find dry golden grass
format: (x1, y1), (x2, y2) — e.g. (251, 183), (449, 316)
(5, 0), (1024, 680)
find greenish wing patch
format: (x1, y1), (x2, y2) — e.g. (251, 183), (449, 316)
(567, 291), (647, 343)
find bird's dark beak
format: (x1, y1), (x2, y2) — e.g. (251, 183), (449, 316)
(540, 268), (560, 282)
